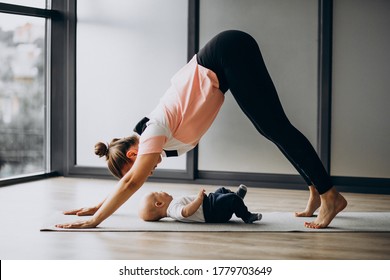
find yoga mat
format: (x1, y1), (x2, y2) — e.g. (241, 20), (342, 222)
(41, 212), (390, 232)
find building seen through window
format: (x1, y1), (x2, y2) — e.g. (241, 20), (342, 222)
(0, 14), (46, 179)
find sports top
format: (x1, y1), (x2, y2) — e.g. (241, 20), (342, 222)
(133, 55), (224, 157)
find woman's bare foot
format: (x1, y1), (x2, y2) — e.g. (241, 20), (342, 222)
(304, 187), (347, 229)
(295, 185), (321, 217)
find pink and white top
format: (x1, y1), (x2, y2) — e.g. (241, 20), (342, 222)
(135, 55), (225, 157)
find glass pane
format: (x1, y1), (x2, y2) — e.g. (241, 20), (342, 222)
(0, 14), (47, 179)
(198, 0), (318, 174)
(76, 0), (188, 170)
(1, 1), (47, 9)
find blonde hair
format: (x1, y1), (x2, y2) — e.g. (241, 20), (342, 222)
(94, 135), (139, 179)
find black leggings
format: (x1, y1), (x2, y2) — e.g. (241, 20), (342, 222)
(197, 30), (332, 194)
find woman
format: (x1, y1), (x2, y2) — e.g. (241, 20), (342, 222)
(56, 30), (347, 230)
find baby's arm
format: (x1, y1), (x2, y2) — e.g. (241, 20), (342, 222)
(181, 189), (205, 218)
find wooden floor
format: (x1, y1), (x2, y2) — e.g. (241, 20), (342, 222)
(0, 177), (389, 260)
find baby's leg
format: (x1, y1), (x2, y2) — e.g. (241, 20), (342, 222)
(228, 194), (261, 223)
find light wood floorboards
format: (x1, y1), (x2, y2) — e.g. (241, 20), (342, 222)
(0, 177), (389, 259)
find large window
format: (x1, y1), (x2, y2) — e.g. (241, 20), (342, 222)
(0, 3), (50, 180)
(76, 0), (188, 171)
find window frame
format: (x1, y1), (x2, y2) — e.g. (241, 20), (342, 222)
(65, 0), (197, 181)
(0, 2), (59, 186)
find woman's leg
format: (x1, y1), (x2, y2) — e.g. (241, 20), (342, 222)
(199, 30), (332, 194)
(198, 30), (347, 227)
(295, 185), (321, 217)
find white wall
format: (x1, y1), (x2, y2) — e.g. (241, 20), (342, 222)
(331, 0), (390, 178)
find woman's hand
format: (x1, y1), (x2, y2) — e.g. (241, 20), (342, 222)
(62, 207), (98, 216)
(55, 218), (98, 229)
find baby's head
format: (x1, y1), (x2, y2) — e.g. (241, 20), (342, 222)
(138, 191), (173, 221)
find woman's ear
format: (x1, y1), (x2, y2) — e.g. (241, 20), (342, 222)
(126, 149), (138, 159)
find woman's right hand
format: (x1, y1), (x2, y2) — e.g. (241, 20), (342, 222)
(62, 206), (98, 216)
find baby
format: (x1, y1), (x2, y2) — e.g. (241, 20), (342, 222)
(139, 185), (262, 224)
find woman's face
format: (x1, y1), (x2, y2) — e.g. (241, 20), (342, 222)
(149, 155), (162, 175)
(120, 153), (162, 178)
(120, 161), (133, 177)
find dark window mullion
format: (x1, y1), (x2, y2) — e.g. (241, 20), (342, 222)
(317, 0), (333, 172)
(186, 0), (200, 180)
(0, 3), (58, 18)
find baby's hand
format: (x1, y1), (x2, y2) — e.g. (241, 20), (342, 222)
(197, 188), (206, 201)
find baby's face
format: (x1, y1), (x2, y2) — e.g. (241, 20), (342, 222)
(152, 191), (173, 203)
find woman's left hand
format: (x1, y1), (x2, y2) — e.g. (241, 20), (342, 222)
(55, 219), (98, 229)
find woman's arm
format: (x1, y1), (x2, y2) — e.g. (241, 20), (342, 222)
(55, 153), (161, 229)
(181, 189), (205, 218)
